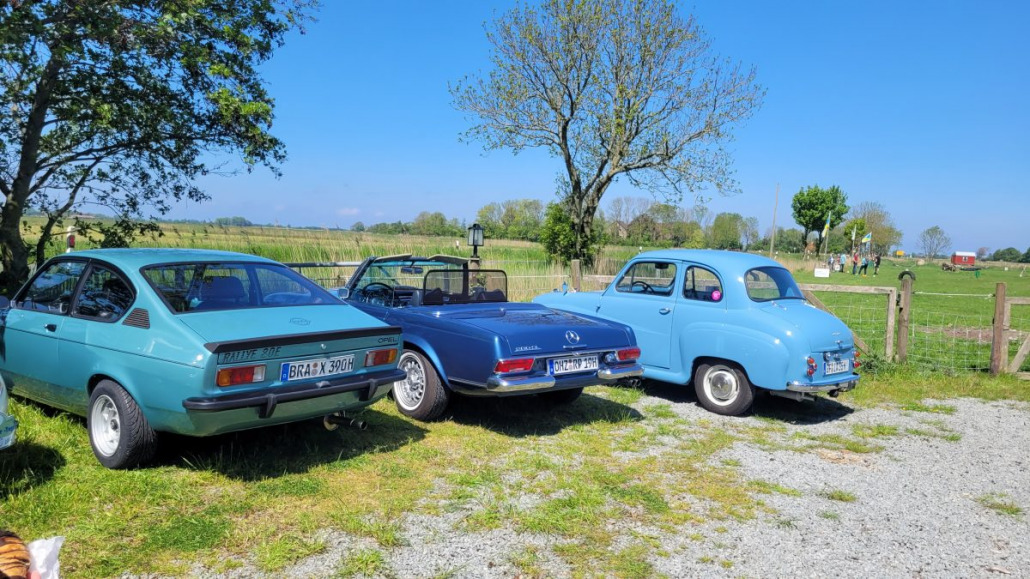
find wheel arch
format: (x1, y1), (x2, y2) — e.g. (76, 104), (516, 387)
(400, 337), (452, 390)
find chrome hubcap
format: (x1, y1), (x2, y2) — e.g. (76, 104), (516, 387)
(90, 394), (121, 456)
(704, 367), (739, 406)
(396, 353), (425, 410)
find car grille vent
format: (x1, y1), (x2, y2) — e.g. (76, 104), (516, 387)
(123, 308), (151, 329)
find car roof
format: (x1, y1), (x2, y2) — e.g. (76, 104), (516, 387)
(60, 248), (278, 269)
(633, 249), (785, 271)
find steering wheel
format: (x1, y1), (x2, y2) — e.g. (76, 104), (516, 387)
(632, 280), (654, 294)
(361, 282), (393, 305)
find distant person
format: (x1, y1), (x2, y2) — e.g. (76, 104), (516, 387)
(852, 252), (859, 275)
(874, 253), (882, 276)
(859, 256), (869, 276)
(839, 252), (847, 272)
(827, 254), (835, 271)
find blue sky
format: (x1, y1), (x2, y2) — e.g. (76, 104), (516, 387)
(165, 1), (1030, 254)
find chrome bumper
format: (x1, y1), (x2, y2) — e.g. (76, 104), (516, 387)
(484, 363), (644, 393)
(786, 376), (859, 393)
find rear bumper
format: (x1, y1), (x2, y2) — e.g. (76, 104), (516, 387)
(469, 363), (644, 395)
(182, 368), (407, 418)
(786, 373), (860, 393)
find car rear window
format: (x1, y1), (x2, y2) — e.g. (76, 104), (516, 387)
(744, 266), (804, 302)
(142, 262), (335, 313)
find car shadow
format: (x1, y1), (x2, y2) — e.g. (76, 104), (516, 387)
(157, 409), (427, 480)
(638, 379), (856, 424)
(444, 391), (643, 437)
(0, 441), (66, 500)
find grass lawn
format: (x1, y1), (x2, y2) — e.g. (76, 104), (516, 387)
(2, 366), (1027, 576)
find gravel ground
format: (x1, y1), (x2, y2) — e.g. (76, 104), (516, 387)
(194, 395), (1030, 578)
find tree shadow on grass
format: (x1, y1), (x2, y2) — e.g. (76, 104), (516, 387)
(443, 391), (643, 437)
(157, 409), (427, 481)
(0, 441), (65, 499)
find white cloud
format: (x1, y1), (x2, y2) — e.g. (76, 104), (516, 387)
(336, 207), (361, 216)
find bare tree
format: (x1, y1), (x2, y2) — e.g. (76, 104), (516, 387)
(451, 0), (763, 262)
(918, 226), (952, 259)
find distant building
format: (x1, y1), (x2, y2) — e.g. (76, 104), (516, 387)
(951, 251), (976, 266)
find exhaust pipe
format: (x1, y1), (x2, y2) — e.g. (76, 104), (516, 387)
(323, 412), (368, 431)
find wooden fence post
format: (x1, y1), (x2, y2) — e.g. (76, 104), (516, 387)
(990, 282), (1007, 375)
(897, 277), (913, 363)
(885, 288), (897, 361)
(571, 259), (582, 291)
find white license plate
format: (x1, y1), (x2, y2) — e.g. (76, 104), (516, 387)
(548, 355), (599, 375)
(825, 359), (850, 374)
(280, 355), (354, 382)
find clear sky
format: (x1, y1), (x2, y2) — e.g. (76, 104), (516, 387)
(165, 1), (1030, 255)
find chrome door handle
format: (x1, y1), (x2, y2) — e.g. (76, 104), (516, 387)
(44, 323), (57, 332)
(659, 308), (671, 315)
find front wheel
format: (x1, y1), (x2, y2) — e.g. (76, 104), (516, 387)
(693, 362), (755, 416)
(87, 380), (157, 469)
(394, 350), (450, 421)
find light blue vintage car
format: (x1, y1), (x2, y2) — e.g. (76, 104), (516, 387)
(0, 249), (405, 468)
(534, 249), (860, 415)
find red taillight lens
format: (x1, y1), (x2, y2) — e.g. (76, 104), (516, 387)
(494, 358), (535, 374)
(853, 350), (862, 369)
(806, 356), (817, 377)
(217, 364), (266, 387)
(617, 347), (641, 362)
(365, 348), (398, 367)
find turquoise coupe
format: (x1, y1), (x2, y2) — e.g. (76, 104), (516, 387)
(0, 249), (405, 468)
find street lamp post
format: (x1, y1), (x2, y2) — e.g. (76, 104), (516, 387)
(467, 223), (484, 269)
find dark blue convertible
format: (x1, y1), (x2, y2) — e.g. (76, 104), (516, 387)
(337, 255), (643, 420)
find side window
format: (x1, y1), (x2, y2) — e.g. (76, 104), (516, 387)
(683, 266), (723, 302)
(74, 266), (134, 321)
(16, 261), (87, 314)
(615, 262), (677, 296)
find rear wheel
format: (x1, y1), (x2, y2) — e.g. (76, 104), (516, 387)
(394, 350), (450, 421)
(693, 362), (755, 416)
(88, 380), (157, 469)
(539, 387), (583, 405)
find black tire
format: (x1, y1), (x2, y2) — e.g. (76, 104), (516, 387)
(87, 380), (157, 469)
(394, 350), (450, 421)
(693, 362), (755, 416)
(539, 387), (583, 405)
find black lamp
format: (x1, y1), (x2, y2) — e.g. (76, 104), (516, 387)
(467, 223), (484, 258)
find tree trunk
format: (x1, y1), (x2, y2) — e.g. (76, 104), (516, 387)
(0, 204), (30, 296)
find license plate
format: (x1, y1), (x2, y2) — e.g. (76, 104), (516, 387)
(548, 355), (599, 376)
(280, 355), (354, 382)
(825, 359), (850, 374)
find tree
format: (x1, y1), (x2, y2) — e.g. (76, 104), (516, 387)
(741, 216), (759, 251)
(709, 212), (743, 250)
(790, 185), (849, 252)
(1023, 247), (1030, 264)
(451, 0), (763, 263)
(849, 201), (903, 255)
(976, 247), (990, 260)
(540, 201), (603, 264)
(991, 247), (1021, 262)
(918, 226), (951, 259)
(0, 1), (311, 294)
(351, 222), (366, 232)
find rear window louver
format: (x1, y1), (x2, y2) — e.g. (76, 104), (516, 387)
(123, 308), (151, 329)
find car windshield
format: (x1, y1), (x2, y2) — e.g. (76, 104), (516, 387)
(744, 266), (804, 302)
(351, 259), (508, 307)
(142, 262), (335, 313)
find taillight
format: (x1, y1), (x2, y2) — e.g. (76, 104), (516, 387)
(616, 347), (641, 362)
(494, 358), (535, 374)
(853, 350), (862, 369)
(217, 364), (266, 387)
(365, 348), (398, 367)
(806, 356), (817, 377)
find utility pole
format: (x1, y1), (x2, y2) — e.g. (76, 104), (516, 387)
(768, 183), (779, 257)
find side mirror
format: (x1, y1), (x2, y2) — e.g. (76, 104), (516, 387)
(334, 288), (350, 300)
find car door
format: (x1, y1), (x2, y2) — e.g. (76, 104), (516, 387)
(596, 260), (678, 369)
(2, 259), (87, 408)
